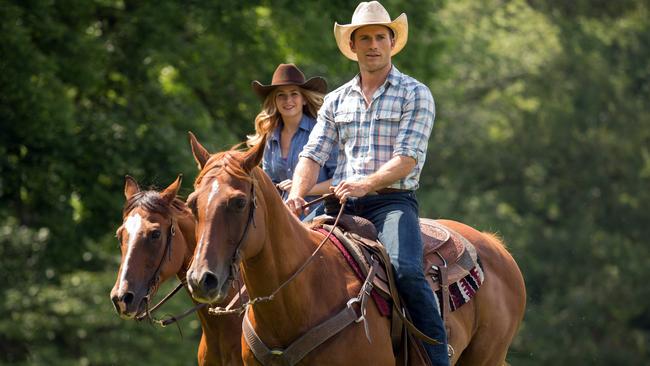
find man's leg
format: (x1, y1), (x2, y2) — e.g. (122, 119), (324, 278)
(362, 192), (449, 366)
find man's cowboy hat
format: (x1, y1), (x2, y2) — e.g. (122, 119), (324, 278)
(333, 1), (408, 61)
(252, 63), (327, 99)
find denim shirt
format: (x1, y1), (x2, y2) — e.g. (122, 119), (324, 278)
(262, 114), (338, 201)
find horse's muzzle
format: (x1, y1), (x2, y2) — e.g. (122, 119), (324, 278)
(187, 268), (230, 304)
(110, 290), (143, 319)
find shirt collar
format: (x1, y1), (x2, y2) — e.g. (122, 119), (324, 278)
(269, 114), (313, 143)
(386, 66), (402, 87)
(351, 65), (402, 93)
(298, 114), (314, 131)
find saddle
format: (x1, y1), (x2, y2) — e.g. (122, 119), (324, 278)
(316, 215), (479, 297)
(315, 214), (483, 365)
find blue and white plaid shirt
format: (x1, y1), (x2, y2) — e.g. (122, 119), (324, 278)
(299, 66), (435, 190)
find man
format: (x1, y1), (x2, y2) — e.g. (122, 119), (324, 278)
(285, 1), (448, 364)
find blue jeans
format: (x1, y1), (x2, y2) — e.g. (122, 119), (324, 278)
(332, 192), (449, 365)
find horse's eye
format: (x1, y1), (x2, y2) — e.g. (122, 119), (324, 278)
(151, 230), (161, 240)
(230, 198), (247, 211)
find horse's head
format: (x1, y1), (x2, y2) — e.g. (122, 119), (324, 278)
(185, 132), (267, 304)
(110, 174), (188, 319)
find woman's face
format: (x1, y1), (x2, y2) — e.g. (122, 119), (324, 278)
(274, 86), (305, 121)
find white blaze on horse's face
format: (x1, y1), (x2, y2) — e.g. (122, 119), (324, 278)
(206, 180), (220, 214)
(119, 213), (143, 290)
(194, 233), (205, 268)
(193, 180), (219, 264)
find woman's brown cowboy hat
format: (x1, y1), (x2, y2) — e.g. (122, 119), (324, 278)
(252, 63), (327, 99)
(334, 1), (408, 61)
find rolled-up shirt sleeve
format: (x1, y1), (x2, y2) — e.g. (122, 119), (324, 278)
(299, 95), (338, 166)
(393, 84), (435, 163)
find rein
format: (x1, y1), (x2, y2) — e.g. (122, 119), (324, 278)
(299, 192), (334, 211)
(209, 192), (344, 316)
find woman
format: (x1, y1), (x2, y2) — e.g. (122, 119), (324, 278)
(247, 63), (337, 219)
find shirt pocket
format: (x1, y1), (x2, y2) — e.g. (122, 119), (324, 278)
(334, 111), (356, 144)
(374, 110), (402, 141)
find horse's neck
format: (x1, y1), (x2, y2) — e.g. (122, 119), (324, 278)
(243, 185), (315, 293)
(189, 288), (242, 362)
(241, 182), (337, 336)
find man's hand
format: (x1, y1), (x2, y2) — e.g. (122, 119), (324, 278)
(276, 179), (293, 192)
(331, 180), (373, 202)
(285, 195), (309, 217)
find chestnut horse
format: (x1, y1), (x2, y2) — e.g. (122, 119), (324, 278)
(110, 175), (242, 365)
(185, 133), (526, 365)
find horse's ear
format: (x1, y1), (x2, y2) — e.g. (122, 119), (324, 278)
(124, 175), (140, 200)
(243, 133), (266, 173)
(189, 131), (211, 170)
(161, 174), (183, 204)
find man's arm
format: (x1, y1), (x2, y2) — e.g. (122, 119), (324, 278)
(286, 157), (321, 216)
(332, 155), (415, 200)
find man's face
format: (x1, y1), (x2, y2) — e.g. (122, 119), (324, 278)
(349, 25), (395, 73)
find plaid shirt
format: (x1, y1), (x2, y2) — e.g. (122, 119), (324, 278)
(299, 66), (435, 190)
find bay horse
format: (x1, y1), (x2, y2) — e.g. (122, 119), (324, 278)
(185, 132), (526, 365)
(110, 175), (243, 365)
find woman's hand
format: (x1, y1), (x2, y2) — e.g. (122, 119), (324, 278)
(285, 195), (308, 217)
(276, 179), (293, 192)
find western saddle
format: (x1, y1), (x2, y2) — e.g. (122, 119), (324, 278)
(316, 214), (482, 364)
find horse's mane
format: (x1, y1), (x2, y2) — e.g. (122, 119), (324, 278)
(122, 190), (190, 219)
(193, 141), (265, 186)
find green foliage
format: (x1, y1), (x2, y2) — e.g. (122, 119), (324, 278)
(420, 0), (650, 363)
(1, 0), (649, 364)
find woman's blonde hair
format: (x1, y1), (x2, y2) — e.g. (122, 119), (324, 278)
(246, 87), (324, 147)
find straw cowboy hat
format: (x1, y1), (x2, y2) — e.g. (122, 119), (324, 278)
(334, 1), (408, 61)
(251, 63), (327, 99)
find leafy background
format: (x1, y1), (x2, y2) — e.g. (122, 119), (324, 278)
(1, 0), (648, 364)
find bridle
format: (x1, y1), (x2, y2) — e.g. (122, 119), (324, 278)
(209, 182), (343, 316)
(225, 182), (258, 284)
(134, 181), (259, 326)
(135, 217), (176, 322)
